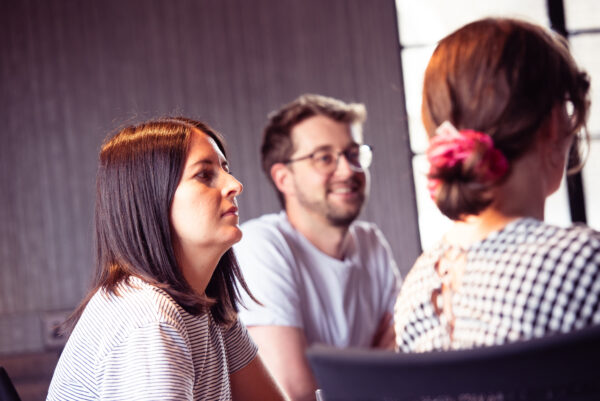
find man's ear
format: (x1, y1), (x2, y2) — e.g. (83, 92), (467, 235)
(271, 163), (295, 196)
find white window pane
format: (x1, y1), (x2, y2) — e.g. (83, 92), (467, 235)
(402, 46), (435, 154)
(570, 34), (600, 137)
(582, 139), (600, 230)
(565, 0), (600, 31)
(396, 0), (548, 46)
(412, 155), (452, 250)
(545, 175), (572, 227)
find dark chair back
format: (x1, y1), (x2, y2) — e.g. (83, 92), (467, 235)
(0, 367), (22, 401)
(307, 325), (600, 401)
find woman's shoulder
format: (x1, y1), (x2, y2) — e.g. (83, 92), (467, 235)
(465, 218), (599, 251)
(401, 242), (445, 289)
(85, 277), (192, 333)
(61, 279), (190, 365)
(500, 218), (600, 249)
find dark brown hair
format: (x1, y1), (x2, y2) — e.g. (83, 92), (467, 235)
(422, 18), (590, 220)
(64, 117), (254, 332)
(261, 94), (366, 207)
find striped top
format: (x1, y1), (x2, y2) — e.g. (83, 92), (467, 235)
(47, 277), (257, 400)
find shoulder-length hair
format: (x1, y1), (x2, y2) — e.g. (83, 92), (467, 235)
(65, 117), (254, 331)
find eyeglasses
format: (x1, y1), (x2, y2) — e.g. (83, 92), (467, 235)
(284, 144), (373, 174)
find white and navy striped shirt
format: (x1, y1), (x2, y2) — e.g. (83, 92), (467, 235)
(47, 277), (257, 400)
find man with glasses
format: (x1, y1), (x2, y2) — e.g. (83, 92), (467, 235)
(235, 94), (401, 401)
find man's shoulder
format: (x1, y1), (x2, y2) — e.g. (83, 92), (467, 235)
(349, 220), (385, 241)
(243, 211), (309, 239)
(241, 212), (284, 229)
(236, 212), (298, 253)
(348, 220), (397, 263)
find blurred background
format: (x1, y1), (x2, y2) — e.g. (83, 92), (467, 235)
(0, 0), (598, 399)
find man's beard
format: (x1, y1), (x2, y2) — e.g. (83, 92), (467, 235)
(325, 205), (362, 227)
(295, 178), (365, 228)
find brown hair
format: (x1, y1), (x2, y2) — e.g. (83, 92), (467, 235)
(261, 94), (366, 207)
(64, 117), (254, 333)
(422, 18), (590, 220)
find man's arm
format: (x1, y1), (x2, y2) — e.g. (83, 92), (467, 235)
(371, 311), (395, 350)
(370, 225), (402, 350)
(248, 326), (318, 401)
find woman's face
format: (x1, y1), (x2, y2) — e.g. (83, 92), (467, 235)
(170, 130), (243, 261)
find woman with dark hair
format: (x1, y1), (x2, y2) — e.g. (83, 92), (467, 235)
(47, 118), (286, 400)
(394, 18), (600, 352)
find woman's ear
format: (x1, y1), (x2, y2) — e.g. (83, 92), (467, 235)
(548, 105), (572, 165)
(537, 105), (573, 171)
(270, 163), (295, 196)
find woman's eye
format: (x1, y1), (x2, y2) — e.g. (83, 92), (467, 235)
(195, 170), (215, 182)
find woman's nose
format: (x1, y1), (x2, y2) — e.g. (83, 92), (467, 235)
(222, 172), (243, 198)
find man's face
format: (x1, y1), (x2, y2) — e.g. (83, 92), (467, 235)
(286, 115), (369, 227)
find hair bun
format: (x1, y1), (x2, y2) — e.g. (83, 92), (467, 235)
(427, 121), (509, 220)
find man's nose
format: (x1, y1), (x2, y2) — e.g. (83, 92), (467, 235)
(333, 153), (356, 177)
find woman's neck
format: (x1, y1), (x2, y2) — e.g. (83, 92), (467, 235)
(445, 211), (523, 248)
(445, 152), (547, 248)
(174, 241), (223, 295)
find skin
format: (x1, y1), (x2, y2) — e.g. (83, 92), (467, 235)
(170, 130), (287, 401)
(272, 115), (368, 259)
(170, 130), (244, 293)
(250, 115), (395, 401)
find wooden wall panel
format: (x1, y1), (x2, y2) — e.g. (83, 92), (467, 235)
(0, 0), (419, 355)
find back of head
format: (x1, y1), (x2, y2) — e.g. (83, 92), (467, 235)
(422, 18), (590, 220)
(261, 94), (367, 207)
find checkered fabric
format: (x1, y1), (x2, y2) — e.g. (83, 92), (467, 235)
(395, 218), (600, 353)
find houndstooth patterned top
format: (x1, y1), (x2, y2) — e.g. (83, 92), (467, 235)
(395, 218), (600, 353)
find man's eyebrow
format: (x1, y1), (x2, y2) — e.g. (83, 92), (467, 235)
(308, 143), (359, 152)
(306, 144), (334, 153)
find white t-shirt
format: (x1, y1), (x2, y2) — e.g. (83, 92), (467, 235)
(47, 277), (257, 400)
(235, 212), (401, 347)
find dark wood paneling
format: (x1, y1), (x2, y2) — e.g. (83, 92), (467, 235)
(0, 351), (60, 401)
(0, 0), (419, 357)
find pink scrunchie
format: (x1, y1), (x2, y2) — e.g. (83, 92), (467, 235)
(427, 121), (509, 199)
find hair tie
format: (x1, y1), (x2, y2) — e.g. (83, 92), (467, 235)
(426, 121), (509, 200)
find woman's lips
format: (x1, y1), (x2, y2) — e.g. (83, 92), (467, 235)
(222, 206), (239, 217)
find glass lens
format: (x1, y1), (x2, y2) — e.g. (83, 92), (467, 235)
(312, 149), (337, 172)
(344, 146), (362, 168)
(358, 145), (373, 169)
(311, 145), (372, 173)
